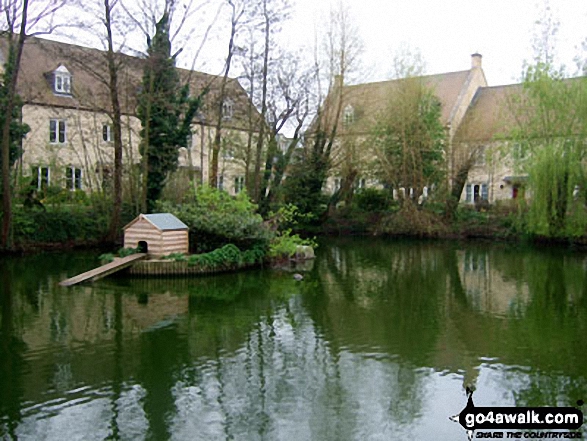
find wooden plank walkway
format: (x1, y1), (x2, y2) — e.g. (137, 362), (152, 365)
(59, 253), (147, 287)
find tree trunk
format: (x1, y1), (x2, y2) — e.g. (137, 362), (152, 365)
(1, 5), (29, 250)
(105, 0), (123, 242)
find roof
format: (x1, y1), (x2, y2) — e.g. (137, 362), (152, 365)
(313, 70), (473, 135)
(453, 84), (524, 143)
(454, 76), (587, 144)
(2, 36), (262, 131)
(124, 213), (188, 231)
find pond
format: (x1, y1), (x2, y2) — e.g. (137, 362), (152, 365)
(0, 238), (586, 440)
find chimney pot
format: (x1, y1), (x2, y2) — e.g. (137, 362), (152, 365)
(471, 53), (482, 69)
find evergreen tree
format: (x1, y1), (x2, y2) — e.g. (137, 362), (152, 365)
(0, 45), (30, 196)
(137, 13), (202, 213)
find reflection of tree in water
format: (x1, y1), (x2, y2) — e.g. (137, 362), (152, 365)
(303, 239), (448, 429)
(0, 260), (26, 440)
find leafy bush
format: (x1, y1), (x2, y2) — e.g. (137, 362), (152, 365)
(12, 205), (109, 244)
(99, 253), (115, 264)
(117, 247), (140, 257)
(157, 186), (273, 253)
(268, 230), (316, 258)
(353, 188), (392, 212)
(187, 244), (266, 269)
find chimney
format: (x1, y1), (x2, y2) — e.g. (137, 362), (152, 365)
(471, 53), (482, 69)
(333, 74), (343, 90)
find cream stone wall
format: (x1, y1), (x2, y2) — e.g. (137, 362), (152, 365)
(460, 140), (524, 204)
(20, 103), (255, 196)
(20, 104), (142, 191)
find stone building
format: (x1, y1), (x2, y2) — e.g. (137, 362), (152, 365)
(315, 53), (488, 197)
(1, 36), (263, 199)
(315, 53), (568, 205)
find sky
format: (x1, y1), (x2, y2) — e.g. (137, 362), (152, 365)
(273, 0), (587, 86)
(282, 0), (587, 86)
(48, 0), (587, 87)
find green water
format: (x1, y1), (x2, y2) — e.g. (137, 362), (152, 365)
(0, 239), (586, 440)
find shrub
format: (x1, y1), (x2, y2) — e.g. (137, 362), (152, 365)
(187, 243), (266, 269)
(12, 205), (108, 244)
(117, 247), (140, 257)
(353, 188), (392, 212)
(99, 253), (115, 264)
(157, 186), (273, 253)
(268, 230), (317, 258)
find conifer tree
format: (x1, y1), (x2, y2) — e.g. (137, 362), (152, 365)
(138, 12), (202, 213)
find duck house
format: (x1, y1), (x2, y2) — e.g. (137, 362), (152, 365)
(123, 213), (189, 257)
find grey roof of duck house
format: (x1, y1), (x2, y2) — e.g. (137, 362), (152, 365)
(124, 213), (188, 231)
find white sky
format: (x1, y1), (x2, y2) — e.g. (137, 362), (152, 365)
(293, 0), (587, 85)
(274, 0), (587, 86)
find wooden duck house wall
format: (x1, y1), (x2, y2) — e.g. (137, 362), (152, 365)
(123, 214), (189, 257)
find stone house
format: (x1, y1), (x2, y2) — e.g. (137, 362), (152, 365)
(314, 53), (572, 205)
(314, 54), (488, 197)
(1, 36), (264, 199)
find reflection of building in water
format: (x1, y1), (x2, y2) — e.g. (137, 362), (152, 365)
(457, 250), (529, 315)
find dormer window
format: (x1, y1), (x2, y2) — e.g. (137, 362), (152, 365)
(222, 99), (233, 120)
(54, 65), (72, 95)
(343, 104), (354, 126)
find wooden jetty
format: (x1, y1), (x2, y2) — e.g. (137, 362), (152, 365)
(59, 253), (147, 287)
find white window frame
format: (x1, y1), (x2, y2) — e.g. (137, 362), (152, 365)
(65, 167), (83, 190)
(222, 99), (233, 120)
(34, 166), (50, 190)
(102, 124), (112, 142)
(49, 119), (67, 144)
(234, 176), (245, 194)
(465, 183), (488, 204)
(54, 66), (72, 95)
(343, 105), (354, 126)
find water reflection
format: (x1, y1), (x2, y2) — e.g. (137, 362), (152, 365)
(0, 241), (586, 440)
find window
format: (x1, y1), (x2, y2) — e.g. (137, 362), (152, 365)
(32, 166), (50, 190)
(222, 99), (233, 120)
(65, 167), (83, 190)
(234, 176), (245, 194)
(218, 175), (224, 191)
(186, 132), (193, 150)
(356, 178), (366, 189)
(343, 105), (354, 126)
(49, 119), (66, 144)
(465, 183), (488, 203)
(334, 177), (342, 192)
(54, 65), (72, 95)
(102, 124), (112, 142)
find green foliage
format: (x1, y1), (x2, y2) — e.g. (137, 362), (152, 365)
(0, 48), (30, 174)
(509, 64), (587, 238)
(138, 13), (203, 212)
(157, 185), (272, 252)
(99, 253), (115, 264)
(371, 79), (446, 191)
(187, 243), (266, 269)
(268, 230), (316, 258)
(281, 132), (330, 222)
(12, 206), (109, 244)
(352, 188), (392, 212)
(117, 247), (140, 258)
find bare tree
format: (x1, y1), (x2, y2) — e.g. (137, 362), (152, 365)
(209, 0), (245, 188)
(0, 0), (66, 249)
